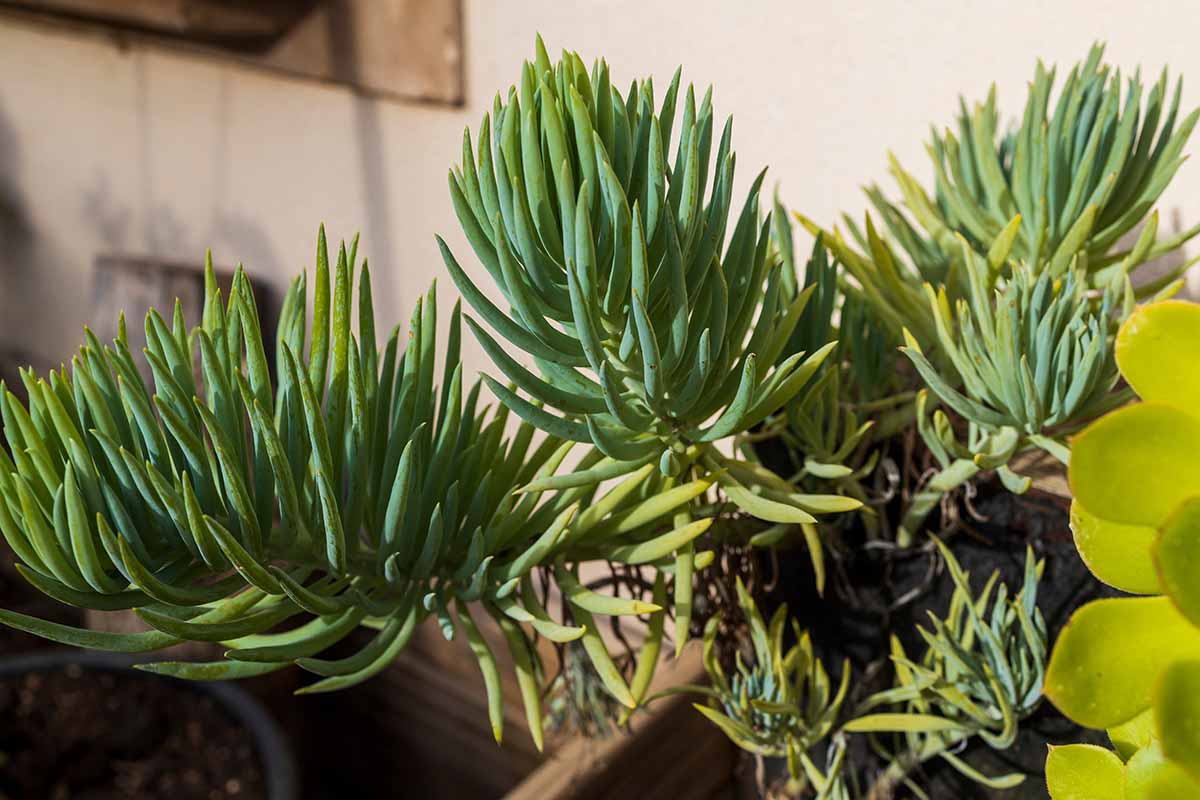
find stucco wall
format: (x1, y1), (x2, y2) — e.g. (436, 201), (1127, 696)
(3, 0), (1200, 372)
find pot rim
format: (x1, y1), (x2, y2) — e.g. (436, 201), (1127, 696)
(0, 648), (299, 800)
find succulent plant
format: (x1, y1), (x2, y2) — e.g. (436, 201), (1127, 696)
(904, 247), (1129, 447)
(799, 44), (1200, 351)
(0, 229), (714, 750)
(916, 44), (1200, 274)
(779, 44), (1200, 553)
(1045, 299), (1200, 797)
(751, 225), (902, 542)
(685, 577), (849, 793)
(440, 37), (860, 647)
(896, 236), (1132, 541)
(846, 539), (1046, 796)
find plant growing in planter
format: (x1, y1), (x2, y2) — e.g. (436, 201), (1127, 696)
(729, 43), (1198, 798)
(687, 576), (851, 794)
(843, 541), (1046, 796)
(0, 35), (1196, 800)
(440, 37), (860, 651)
(896, 243), (1129, 542)
(0, 229), (721, 752)
(798, 43), (1198, 541)
(1044, 299), (1200, 799)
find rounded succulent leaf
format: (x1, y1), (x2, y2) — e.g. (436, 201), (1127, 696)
(1154, 660), (1200, 781)
(1045, 744), (1125, 800)
(1070, 402), (1200, 528)
(1046, 596), (1200, 729)
(1156, 498), (1200, 627)
(1117, 300), (1200, 408)
(1070, 500), (1160, 595)
(1125, 741), (1200, 800)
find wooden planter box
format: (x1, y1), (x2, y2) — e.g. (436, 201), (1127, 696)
(312, 615), (736, 799)
(309, 614), (545, 798)
(506, 648), (738, 800)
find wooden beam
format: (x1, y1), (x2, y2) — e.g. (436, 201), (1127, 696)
(0, 1), (312, 45)
(506, 650), (737, 800)
(0, 0), (464, 104)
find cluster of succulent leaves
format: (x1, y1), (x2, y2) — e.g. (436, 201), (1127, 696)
(805, 42), (1199, 346)
(919, 45), (1200, 278)
(1045, 300), (1200, 798)
(895, 240), (1131, 542)
(0, 228), (729, 752)
(784, 43), (1199, 550)
(844, 541), (1046, 795)
(691, 578), (849, 777)
(685, 577), (850, 797)
(441, 37), (862, 647)
(684, 541), (1047, 798)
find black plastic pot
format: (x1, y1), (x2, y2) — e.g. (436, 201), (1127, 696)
(0, 649), (299, 800)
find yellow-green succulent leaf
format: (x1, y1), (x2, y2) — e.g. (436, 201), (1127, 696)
(1045, 743), (1126, 800)
(1071, 499), (1160, 594)
(1047, 596), (1200, 729)
(1116, 300), (1200, 409)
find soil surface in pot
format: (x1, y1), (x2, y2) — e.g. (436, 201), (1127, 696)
(754, 471), (1118, 798)
(0, 662), (266, 800)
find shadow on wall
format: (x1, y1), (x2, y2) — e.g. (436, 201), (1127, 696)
(0, 99), (36, 393)
(78, 64), (284, 371)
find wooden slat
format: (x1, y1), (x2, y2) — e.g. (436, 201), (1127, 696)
(249, 0), (463, 104)
(0, 1), (307, 43)
(506, 649), (736, 800)
(310, 615), (546, 798)
(0, 0), (463, 104)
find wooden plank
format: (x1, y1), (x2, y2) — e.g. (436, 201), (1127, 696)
(1, 1), (307, 44)
(0, 0), (463, 104)
(506, 649), (737, 800)
(251, 0), (463, 104)
(309, 616), (547, 799)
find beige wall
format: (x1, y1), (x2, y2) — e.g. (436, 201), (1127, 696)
(3, 0), (1200, 373)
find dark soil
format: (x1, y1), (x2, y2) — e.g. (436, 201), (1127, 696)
(0, 663), (267, 800)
